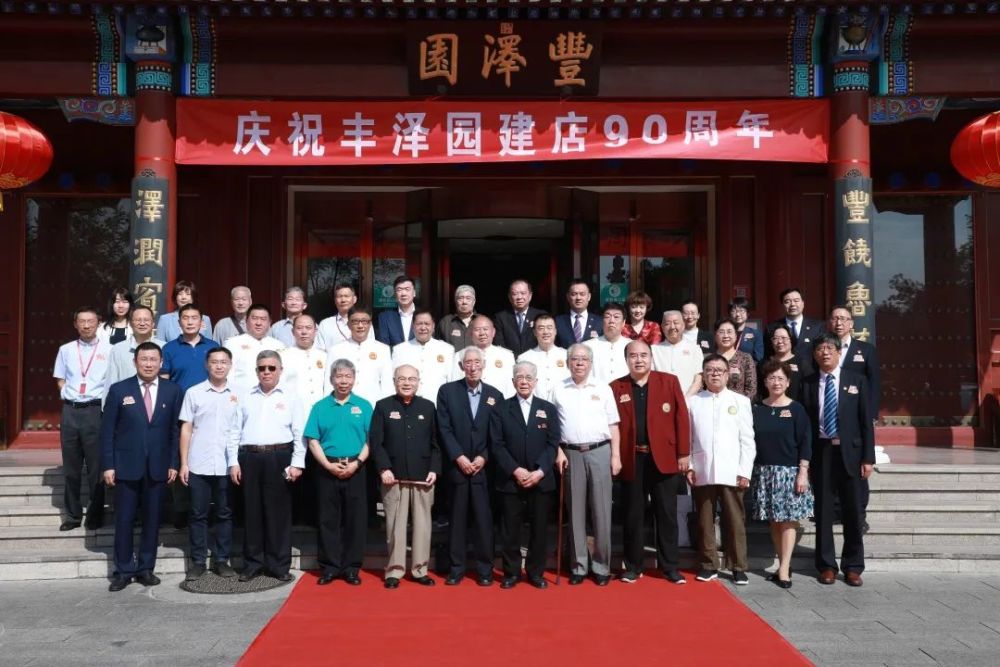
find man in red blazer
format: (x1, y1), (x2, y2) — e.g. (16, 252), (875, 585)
(611, 339), (691, 585)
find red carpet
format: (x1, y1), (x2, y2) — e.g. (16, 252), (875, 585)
(238, 570), (810, 667)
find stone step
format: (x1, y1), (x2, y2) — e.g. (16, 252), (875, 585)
(865, 503), (1000, 523)
(0, 468), (64, 487)
(873, 464), (1000, 485)
(867, 487), (1000, 503)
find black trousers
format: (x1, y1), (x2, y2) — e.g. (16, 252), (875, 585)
(59, 404), (105, 523)
(315, 462), (367, 576)
(239, 448), (293, 576)
(622, 452), (684, 573)
(813, 442), (866, 574)
(449, 476), (494, 577)
(113, 473), (165, 576)
(499, 487), (552, 579)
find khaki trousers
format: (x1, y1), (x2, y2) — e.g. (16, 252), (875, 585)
(692, 484), (748, 573)
(381, 482), (435, 579)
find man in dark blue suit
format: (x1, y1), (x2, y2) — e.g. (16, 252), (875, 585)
(375, 275), (417, 347)
(489, 360), (559, 589)
(801, 333), (875, 588)
(765, 287), (825, 370)
(436, 346), (505, 585)
(555, 279), (601, 349)
(100, 341), (183, 592)
(493, 279), (544, 358)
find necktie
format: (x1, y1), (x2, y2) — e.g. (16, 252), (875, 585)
(517, 312), (525, 332)
(143, 382), (153, 422)
(823, 375), (838, 438)
(789, 320), (799, 341)
(573, 314), (583, 342)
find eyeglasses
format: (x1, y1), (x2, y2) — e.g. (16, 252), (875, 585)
(349, 319), (371, 325)
(703, 367), (729, 375)
(256, 365), (278, 372)
(830, 316), (852, 322)
(514, 375), (536, 382)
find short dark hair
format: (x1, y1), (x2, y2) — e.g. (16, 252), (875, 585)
(713, 317), (738, 333)
(828, 304), (852, 318)
(350, 306), (372, 319)
(247, 303), (271, 318)
(567, 278), (591, 293)
(104, 288), (133, 325)
(533, 312), (556, 326)
(178, 303), (201, 317)
(393, 275), (416, 289)
(413, 308), (435, 322)
(770, 322), (792, 339)
(779, 287), (803, 303)
(681, 300), (700, 311)
(602, 302), (626, 317)
(131, 305), (154, 320)
(133, 340), (162, 360)
(760, 358), (792, 381)
(173, 280), (197, 300)
(812, 332), (842, 352)
(626, 290), (653, 310)
(206, 346), (232, 361)
(728, 296), (752, 311)
(73, 306), (100, 322)
(333, 282), (357, 295)
(702, 353), (729, 370)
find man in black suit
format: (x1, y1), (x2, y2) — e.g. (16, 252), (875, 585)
(436, 346), (505, 586)
(555, 279), (601, 349)
(489, 360), (559, 589)
(100, 341), (184, 592)
(375, 275), (418, 347)
(493, 279), (543, 358)
(801, 332), (875, 587)
(765, 288), (825, 371)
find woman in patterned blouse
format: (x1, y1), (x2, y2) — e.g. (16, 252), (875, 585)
(714, 318), (757, 400)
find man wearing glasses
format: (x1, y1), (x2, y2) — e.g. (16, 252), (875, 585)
(325, 307), (394, 406)
(686, 354), (756, 585)
(226, 351), (306, 582)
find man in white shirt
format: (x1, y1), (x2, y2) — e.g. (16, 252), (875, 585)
(551, 343), (621, 586)
(452, 315), (516, 399)
(179, 346), (239, 580)
(517, 312), (569, 401)
(686, 353), (756, 585)
(585, 302), (630, 384)
(325, 307), (394, 406)
(391, 310), (454, 406)
(224, 304), (286, 394)
(269, 286), (310, 348)
(212, 285), (252, 346)
(227, 350), (306, 582)
(318, 282), (373, 348)
(108, 306), (165, 386)
(281, 313), (330, 411)
(53, 306), (112, 531)
(651, 310), (704, 395)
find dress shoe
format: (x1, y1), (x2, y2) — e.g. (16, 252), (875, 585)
(317, 571), (337, 586)
(862, 521), (870, 535)
(528, 576), (548, 589)
(214, 562), (237, 578)
(108, 575), (131, 592)
(817, 569), (837, 585)
(845, 571), (863, 587)
(84, 516), (103, 531)
(663, 569), (687, 585)
(500, 575), (519, 589)
(343, 572), (362, 586)
(173, 515), (189, 530)
(186, 564), (207, 581)
(568, 574), (585, 585)
(135, 572), (161, 587)
(59, 520), (81, 532)
(732, 571), (749, 586)
(695, 569), (718, 582)
(594, 574), (611, 587)
(272, 572), (295, 582)
(620, 570), (642, 584)
(444, 573), (464, 586)
(384, 577), (400, 589)
(412, 575), (435, 587)
(777, 578), (793, 590)
(476, 575), (493, 587)
(239, 569), (261, 583)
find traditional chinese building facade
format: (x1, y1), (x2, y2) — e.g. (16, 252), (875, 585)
(0, 0), (996, 448)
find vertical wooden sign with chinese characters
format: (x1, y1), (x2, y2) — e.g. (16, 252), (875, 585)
(835, 175), (875, 343)
(129, 176), (169, 321)
(408, 22), (602, 97)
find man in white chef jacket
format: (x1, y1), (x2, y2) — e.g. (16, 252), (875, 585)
(685, 353), (755, 586)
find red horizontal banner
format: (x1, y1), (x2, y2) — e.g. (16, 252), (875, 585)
(176, 98), (829, 166)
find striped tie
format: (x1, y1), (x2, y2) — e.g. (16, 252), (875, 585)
(823, 375), (838, 438)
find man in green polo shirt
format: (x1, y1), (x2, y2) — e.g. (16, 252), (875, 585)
(305, 358), (373, 586)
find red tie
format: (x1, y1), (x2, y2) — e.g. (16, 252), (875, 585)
(143, 383), (153, 422)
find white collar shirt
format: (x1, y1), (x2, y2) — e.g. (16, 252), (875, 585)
(180, 380), (238, 475)
(651, 339), (703, 394)
(552, 377), (620, 445)
(584, 336), (630, 384)
(281, 345), (332, 412)
(836, 337), (852, 369)
(224, 334), (286, 395)
(325, 338), (394, 406)
(391, 338), (455, 405)
(819, 368), (841, 440)
(399, 307), (415, 341)
(137, 376), (159, 410)
(518, 394), (533, 424)
(226, 384), (306, 469)
(317, 313), (374, 349)
(517, 346), (569, 402)
(53, 337), (113, 401)
(682, 328), (699, 345)
(685, 388), (756, 486)
(451, 345), (516, 399)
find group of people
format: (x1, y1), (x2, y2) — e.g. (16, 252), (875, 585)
(53, 275), (877, 592)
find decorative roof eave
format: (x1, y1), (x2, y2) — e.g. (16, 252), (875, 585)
(3, 1), (1000, 21)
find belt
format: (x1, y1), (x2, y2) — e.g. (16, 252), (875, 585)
(820, 437), (841, 446)
(562, 440), (610, 452)
(63, 399), (101, 409)
(635, 444), (651, 454)
(240, 443), (293, 453)
(326, 455), (361, 464)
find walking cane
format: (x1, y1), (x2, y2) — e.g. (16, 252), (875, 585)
(555, 465), (566, 585)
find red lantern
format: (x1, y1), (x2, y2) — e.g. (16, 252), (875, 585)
(0, 111), (54, 210)
(951, 111), (1000, 188)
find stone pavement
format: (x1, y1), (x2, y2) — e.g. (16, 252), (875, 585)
(1, 570), (999, 666)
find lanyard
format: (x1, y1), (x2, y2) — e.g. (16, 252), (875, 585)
(77, 340), (99, 380)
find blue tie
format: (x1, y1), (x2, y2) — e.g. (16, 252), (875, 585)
(789, 320), (799, 340)
(823, 375), (838, 438)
